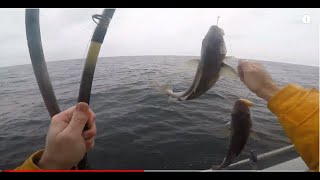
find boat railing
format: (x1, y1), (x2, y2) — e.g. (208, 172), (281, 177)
(202, 144), (297, 171)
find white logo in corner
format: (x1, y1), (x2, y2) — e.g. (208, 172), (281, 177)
(302, 14), (311, 24)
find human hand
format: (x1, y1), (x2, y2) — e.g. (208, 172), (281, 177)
(237, 60), (280, 101)
(37, 102), (96, 169)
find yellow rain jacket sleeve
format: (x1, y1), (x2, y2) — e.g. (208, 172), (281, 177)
(15, 150), (44, 170)
(268, 84), (319, 171)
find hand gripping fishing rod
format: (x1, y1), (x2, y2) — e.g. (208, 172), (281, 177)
(25, 8), (115, 170)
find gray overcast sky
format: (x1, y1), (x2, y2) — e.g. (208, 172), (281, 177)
(0, 8), (319, 67)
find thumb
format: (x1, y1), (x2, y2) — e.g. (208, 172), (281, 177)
(65, 102), (89, 135)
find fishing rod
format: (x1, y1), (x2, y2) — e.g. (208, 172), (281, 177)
(25, 9), (61, 118)
(77, 8), (115, 170)
(25, 8), (116, 170)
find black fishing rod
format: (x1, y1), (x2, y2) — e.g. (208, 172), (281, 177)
(25, 9), (61, 118)
(77, 8), (115, 170)
(25, 8), (115, 169)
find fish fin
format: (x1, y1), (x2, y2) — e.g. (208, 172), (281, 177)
(220, 63), (239, 80)
(185, 59), (200, 69)
(215, 126), (231, 139)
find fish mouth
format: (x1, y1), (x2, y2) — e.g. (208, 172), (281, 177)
(239, 98), (253, 107)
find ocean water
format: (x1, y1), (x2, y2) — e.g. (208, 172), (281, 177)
(0, 56), (318, 170)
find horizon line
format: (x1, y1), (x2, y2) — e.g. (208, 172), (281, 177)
(0, 55), (319, 68)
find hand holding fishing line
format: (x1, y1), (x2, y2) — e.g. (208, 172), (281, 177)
(237, 60), (280, 101)
(37, 102), (96, 170)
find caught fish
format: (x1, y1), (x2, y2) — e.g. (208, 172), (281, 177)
(159, 25), (238, 101)
(215, 98), (254, 170)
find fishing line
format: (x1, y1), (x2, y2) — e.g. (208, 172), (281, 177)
(216, 16), (220, 26)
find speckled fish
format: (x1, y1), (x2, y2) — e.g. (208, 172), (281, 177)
(159, 25), (238, 101)
(215, 99), (254, 170)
